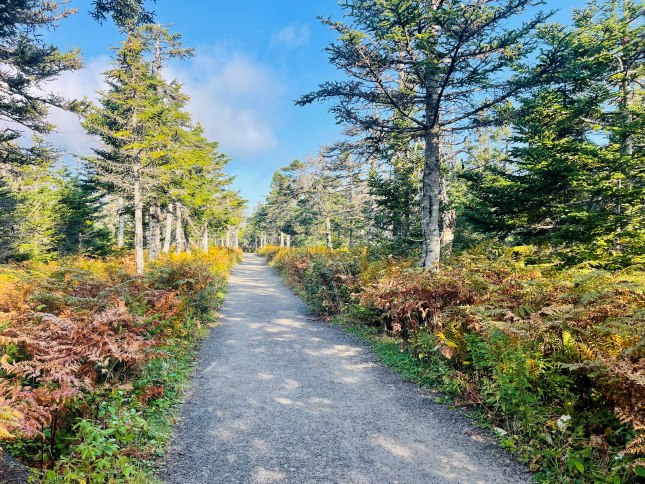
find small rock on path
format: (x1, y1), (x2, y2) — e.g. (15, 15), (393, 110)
(161, 254), (530, 484)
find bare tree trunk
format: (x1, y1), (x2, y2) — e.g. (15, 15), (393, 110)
(286, 234), (291, 248)
(234, 229), (239, 248)
(162, 203), (173, 253)
(200, 224), (209, 252)
(279, 231), (285, 247)
(325, 216), (332, 249)
(133, 168), (144, 275)
(149, 204), (161, 260)
(225, 228), (230, 247)
(420, 126), (442, 270)
(441, 209), (456, 259)
(367, 157), (378, 244)
(117, 196), (125, 248)
(175, 203), (184, 254)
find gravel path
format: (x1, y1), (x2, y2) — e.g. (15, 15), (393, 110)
(161, 254), (530, 484)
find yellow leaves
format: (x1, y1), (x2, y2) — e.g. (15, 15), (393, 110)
(0, 248), (240, 444)
(562, 330), (577, 353)
(0, 404), (23, 440)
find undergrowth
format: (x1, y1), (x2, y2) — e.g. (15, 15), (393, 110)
(259, 244), (645, 483)
(0, 248), (241, 482)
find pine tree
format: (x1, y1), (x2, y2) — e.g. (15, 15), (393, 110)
(57, 172), (113, 256)
(83, 29), (169, 274)
(165, 124), (241, 252)
(91, 0), (156, 28)
(6, 138), (64, 261)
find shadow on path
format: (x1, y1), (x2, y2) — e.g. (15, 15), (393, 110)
(161, 254), (530, 484)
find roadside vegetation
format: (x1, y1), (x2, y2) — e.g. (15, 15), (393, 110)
(259, 245), (644, 482)
(0, 248), (241, 481)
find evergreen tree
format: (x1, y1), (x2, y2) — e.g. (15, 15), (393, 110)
(0, 181), (19, 261)
(57, 172), (113, 256)
(6, 138), (64, 261)
(298, 0), (558, 268)
(91, 0), (156, 28)
(83, 29), (169, 274)
(465, 0), (644, 267)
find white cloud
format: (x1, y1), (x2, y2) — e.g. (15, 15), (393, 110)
(12, 56), (108, 157)
(44, 56), (110, 156)
(167, 46), (285, 157)
(36, 46), (284, 160)
(270, 23), (311, 48)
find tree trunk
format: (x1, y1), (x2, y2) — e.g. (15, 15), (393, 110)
(325, 216), (332, 249)
(286, 234), (291, 248)
(133, 168), (144, 275)
(279, 231), (284, 247)
(440, 209), (456, 259)
(201, 224), (209, 252)
(117, 196), (125, 248)
(420, 127), (442, 269)
(162, 203), (173, 253)
(175, 203), (184, 254)
(225, 228), (231, 247)
(234, 229), (239, 248)
(149, 204), (161, 260)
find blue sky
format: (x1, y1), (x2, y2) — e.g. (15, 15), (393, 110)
(44, 0), (587, 211)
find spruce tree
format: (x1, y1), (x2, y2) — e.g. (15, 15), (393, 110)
(464, 0), (644, 267)
(83, 29), (168, 274)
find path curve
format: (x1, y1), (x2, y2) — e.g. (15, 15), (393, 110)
(162, 254), (530, 483)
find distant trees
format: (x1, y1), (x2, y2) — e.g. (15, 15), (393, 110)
(247, 151), (371, 250)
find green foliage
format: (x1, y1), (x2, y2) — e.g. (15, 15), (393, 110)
(464, 0), (645, 268)
(57, 174), (113, 257)
(91, 0), (156, 28)
(4, 140), (65, 261)
(0, 0), (82, 165)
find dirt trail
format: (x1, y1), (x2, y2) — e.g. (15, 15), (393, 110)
(162, 254), (530, 483)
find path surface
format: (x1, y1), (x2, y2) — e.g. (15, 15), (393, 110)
(162, 254), (530, 484)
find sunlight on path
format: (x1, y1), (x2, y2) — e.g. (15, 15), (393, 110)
(162, 254), (529, 483)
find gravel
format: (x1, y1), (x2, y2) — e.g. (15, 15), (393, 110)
(160, 254), (531, 484)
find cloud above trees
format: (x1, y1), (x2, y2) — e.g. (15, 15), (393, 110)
(43, 46), (285, 160)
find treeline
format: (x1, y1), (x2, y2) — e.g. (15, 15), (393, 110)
(247, 0), (643, 270)
(1, 1), (245, 272)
